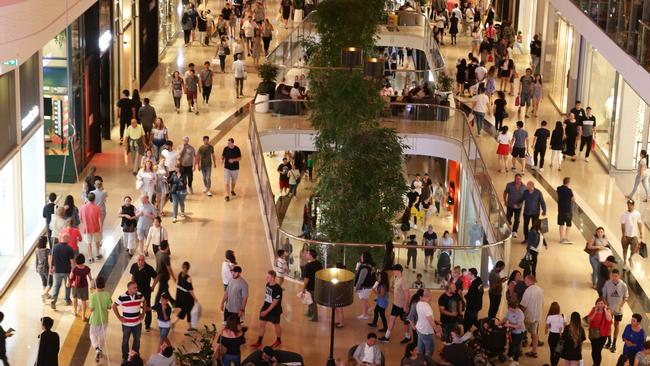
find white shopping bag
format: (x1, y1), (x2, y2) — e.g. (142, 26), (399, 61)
(190, 302), (201, 329)
(298, 290), (313, 305)
(525, 154), (534, 167)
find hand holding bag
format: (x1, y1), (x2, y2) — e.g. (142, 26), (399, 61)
(514, 95), (520, 107)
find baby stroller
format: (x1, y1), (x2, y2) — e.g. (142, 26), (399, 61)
(435, 251), (451, 284)
(476, 318), (507, 363)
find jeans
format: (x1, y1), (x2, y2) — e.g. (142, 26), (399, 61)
(473, 111), (485, 135)
(548, 332), (560, 366)
(159, 327), (170, 343)
(495, 115), (504, 131)
(173, 96), (181, 109)
(522, 213), (540, 240)
(201, 166), (212, 190)
(533, 146), (546, 168)
(235, 77), (244, 96)
(38, 272), (53, 288)
(171, 191), (187, 218)
(142, 292), (152, 329)
(202, 86), (212, 103)
(589, 255), (601, 287)
(219, 55), (226, 72)
(508, 332), (523, 361)
(417, 331), (434, 357)
(580, 135), (593, 158)
(630, 174), (649, 199)
(591, 336), (607, 366)
(506, 206), (522, 232)
(524, 250), (538, 277)
(223, 354), (241, 366)
(488, 293), (501, 318)
(51, 272), (71, 303)
(262, 37), (272, 54)
(181, 166), (194, 189)
(121, 324), (142, 361)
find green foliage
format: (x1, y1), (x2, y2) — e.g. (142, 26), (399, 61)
(174, 324), (218, 366)
(258, 62), (279, 83)
(436, 71), (454, 92)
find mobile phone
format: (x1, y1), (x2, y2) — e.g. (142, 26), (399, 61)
(7, 328), (15, 333)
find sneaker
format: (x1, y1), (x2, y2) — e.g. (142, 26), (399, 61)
(605, 340), (611, 349)
(367, 323), (377, 327)
(172, 218), (177, 223)
(585, 157), (589, 162)
(271, 340), (282, 348)
(400, 337), (412, 344)
(610, 344), (616, 353)
(188, 187), (193, 195)
(207, 191), (212, 197)
(539, 168), (544, 172)
(65, 300), (72, 306)
(378, 336), (390, 343)
(225, 196), (230, 202)
(357, 314), (369, 320)
(145, 327), (151, 332)
(89, 258), (94, 263)
(525, 352), (538, 358)
(180, 213), (185, 217)
(96, 254), (103, 260)
(50, 301), (56, 310)
(95, 348), (101, 363)
(203, 188), (208, 193)
(512, 232), (518, 238)
(231, 191), (237, 196)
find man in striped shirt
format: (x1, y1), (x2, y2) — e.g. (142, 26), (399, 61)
(112, 281), (146, 362)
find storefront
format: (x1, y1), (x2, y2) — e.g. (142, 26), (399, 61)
(114, 0), (138, 94)
(0, 51), (47, 295)
(159, 0), (181, 55)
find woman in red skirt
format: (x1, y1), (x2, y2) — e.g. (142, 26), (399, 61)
(496, 125), (511, 173)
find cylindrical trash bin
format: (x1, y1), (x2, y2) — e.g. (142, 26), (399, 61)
(294, 9), (304, 24)
(255, 93), (270, 113)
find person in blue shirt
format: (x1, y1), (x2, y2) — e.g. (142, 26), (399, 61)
(621, 313), (646, 358)
(517, 181), (546, 243)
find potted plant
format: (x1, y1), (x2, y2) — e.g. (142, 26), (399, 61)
(434, 71), (454, 121)
(174, 324), (217, 366)
(256, 62), (279, 113)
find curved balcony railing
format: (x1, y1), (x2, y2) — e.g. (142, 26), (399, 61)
(248, 99), (511, 288)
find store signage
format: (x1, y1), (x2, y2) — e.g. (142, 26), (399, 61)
(99, 31), (112, 52)
(21, 106), (39, 131)
(2, 59), (17, 67)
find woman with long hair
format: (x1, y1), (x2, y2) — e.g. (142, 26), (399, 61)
(154, 157), (168, 214)
(585, 227), (609, 289)
(35, 236), (52, 300)
(131, 89), (142, 121)
(261, 19), (274, 56)
(406, 289), (425, 346)
(118, 196), (137, 256)
(531, 74), (543, 116)
(49, 206), (67, 245)
(216, 315), (246, 366)
(628, 149), (649, 202)
(221, 250), (237, 290)
(588, 297), (612, 366)
(486, 66), (497, 101)
(354, 252), (375, 320)
(150, 117), (168, 160)
(176, 261), (199, 332)
(496, 125), (510, 173)
(63, 195), (80, 227)
(549, 121), (565, 171)
(168, 163), (188, 223)
(137, 159), (158, 202)
(472, 83), (489, 136)
(368, 271), (389, 332)
(545, 301), (564, 366)
(455, 59), (467, 95)
(170, 71), (184, 113)
(560, 311), (586, 365)
(525, 218), (547, 277)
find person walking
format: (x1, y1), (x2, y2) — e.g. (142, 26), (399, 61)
(125, 118), (145, 175)
(518, 181), (546, 243)
(179, 137), (197, 196)
(472, 84), (489, 136)
(43, 192), (57, 247)
(221, 250), (237, 290)
(221, 265), (249, 323)
(152, 293), (172, 346)
(586, 227), (609, 288)
(628, 150), (649, 202)
(151, 118), (168, 159)
(438, 282), (462, 342)
(274, 250), (289, 286)
(549, 121), (565, 171)
(49, 206), (67, 244)
(216, 37), (229, 73)
(0, 313), (14, 366)
(380, 264), (412, 344)
(152, 240), (176, 305)
(35, 317), (59, 366)
(70, 254), (93, 320)
(560, 312), (586, 365)
(503, 300), (525, 365)
(35, 236), (53, 300)
(488, 260), (507, 318)
(517, 68), (534, 117)
(422, 225), (437, 271)
(496, 125), (511, 173)
(555, 177), (575, 244)
(199, 61), (214, 105)
(138, 98), (157, 145)
(119, 196), (137, 256)
(621, 199), (643, 265)
(136, 195), (156, 256)
(530, 74), (543, 116)
(261, 19), (274, 56)
(525, 219), (547, 277)
(49, 233), (75, 310)
(545, 302), (564, 366)
(113, 281), (146, 363)
(232, 54), (245, 98)
(88, 276), (112, 362)
(251, 270), (283, 349)
(130, 255), (157, 332)
(563, 113), (579, 161)
(588, 298), (613, 366)
(170, 71), (184, 113)
(197, 136), (216, 196)
(144, 216), (167, 256)
(354, 252), (375, 320)
(168, 164), (188, 223)
(463, 268), (483, 332)
(176, 261), (199, 333)
(532, 120), (550, 171)
(578, 107), (596, 162)
(603, 268), (629, 352)
(368, 270), (389, 332)
(222, 138), (242, 202)
(79, 192), (103, 262)
(510, 121), (529, 173)
(89, 180), (107, 226)
(415, 289), (439, 357)
(520, 275), (544, 358)
(504, 174), (525, 238)
(117, 90), (134, 145)
(302, 249), (323, 321)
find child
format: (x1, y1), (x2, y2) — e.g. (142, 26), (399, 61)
(461, 268), (472, 291)
(368, 271), (389, 332)
(153, 293), (173, 346)
(274, 249), (289, 286)
(412, 273), (425, 289)
(70, 254), (93, 321)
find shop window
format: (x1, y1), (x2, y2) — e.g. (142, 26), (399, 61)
(0, 156), (21, 288)
(43, 31), (72, 156)
(19, 52), (42, 136)
(21, 127), (46, 255)
(0, 71), (17, 160)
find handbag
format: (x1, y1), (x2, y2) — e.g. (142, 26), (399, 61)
(525, 154), (534, 166)
(540, 217), (549, 234)
(584, 242), (598, 256)
(224, 45), (231, 55)
(514, 95), (520, 107)
(211, 58), (220, 66)
(518, 252), (531, 270)
(588, 311), (605, 339)
(640, 241), (648, 258)
(554, 338), (565, 357)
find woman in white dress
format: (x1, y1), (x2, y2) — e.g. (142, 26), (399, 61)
(155, 157), (169, 215)
(136, 160), (157, 202)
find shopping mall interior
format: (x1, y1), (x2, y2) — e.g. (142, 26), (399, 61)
(2, 0), (650, 365)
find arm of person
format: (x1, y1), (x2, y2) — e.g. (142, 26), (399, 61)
(48, 253), (54, 274)
(587, 307), (596, 323)
(586, 236), (601, 251)
(302, 277), (309, 293)
(167, 264), (176, 282)
(212, 151), (218, 168)
(240, 295), (248, 316)
(540, 192), (547, 216)
(112, 303), (124, 322)
(220, 292), (228, 311)
(261, 298), (280, 316)
(144, 228), (153, 253)
(638, 220), (644, 240)
(621, 223), (627, 238)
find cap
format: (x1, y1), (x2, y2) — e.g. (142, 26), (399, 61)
(393, 264), (403, 272)
(232, 266), (242, 273)
(627, 199), (635, 205)
(606, 255), (617, 264)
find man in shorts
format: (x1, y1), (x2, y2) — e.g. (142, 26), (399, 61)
(518, 68), (534, 117)
(250, 270), (283, 349)
(602, 269), (628, 352)
(79, 192), (103, 262)
(510, 121), (529, 174)
(620, 199), (643, 265)
(277, 157), (292, 195)
(556, 177), (574, 244)
(379, 264), (411, 344)
(197, 136), (217, 196)
(520, 275), (544, 357)
(222, 138), (241, 202)
(221, 266), (248, 322)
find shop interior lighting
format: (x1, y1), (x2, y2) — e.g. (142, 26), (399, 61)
(21, 106), (39, 131)
(99, 31), (112, 52)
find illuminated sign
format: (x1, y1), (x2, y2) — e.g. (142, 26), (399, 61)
(99, 31), (112, 52)
(21, 106), (39, 131)
(2, 59), (17, 66)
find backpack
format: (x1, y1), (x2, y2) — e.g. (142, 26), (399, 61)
(181, 12), (190, 24)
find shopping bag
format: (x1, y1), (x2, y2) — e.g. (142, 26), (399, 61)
(598, 247), (613, 262)
(298, 290), (313, 305)
(190, 302), (201, 329)
(525, 154), (534, 167)
(467, 112), (475, 126)
(211, 58), (220, 66)
(514, 95), (520, 107)
(487, 54), (494, 62)
(591, 139), (596, 151)
(640, 242), (648, 258)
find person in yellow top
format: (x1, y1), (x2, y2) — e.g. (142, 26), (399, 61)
(125, 119), (145, 175)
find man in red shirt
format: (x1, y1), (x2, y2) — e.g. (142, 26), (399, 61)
(59, 219), (82, 257)
(79, 192), (103, 263)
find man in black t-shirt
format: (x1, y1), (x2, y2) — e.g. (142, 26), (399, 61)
(556, 177), (575, 244)
(130, 255), (157, 330)
(251, 270), (283, 349)
(532, 120), (550, 170)
(153, 241), (176, 305)
(302, 249), (323, 321)
(49, 233), (75, 309)
(116, 90), (134, 144)
(222, 138), (242, 202)
(463, 268), (483, 332)
(438, 282), (462, 342)
(569, 100), (586, 124)
(277, 158), (292, 195)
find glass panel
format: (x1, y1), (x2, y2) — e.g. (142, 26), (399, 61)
(0, 156), (20, 288)
(21, 127), (46, 255)
(549, 18), (573, 112)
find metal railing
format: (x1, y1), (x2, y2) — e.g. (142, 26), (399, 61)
(248, 99), (511, 287)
